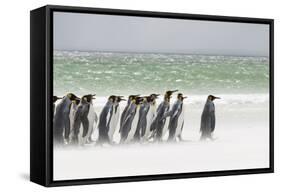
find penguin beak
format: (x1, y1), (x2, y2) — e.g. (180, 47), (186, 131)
(92, 94), (96, 97)
(171, 90), (178, 93)
(75, 96), (80, 100)
(215, 97), (221, 99)
(183, 96), (187, 99)
(92, 97), (96, 100)
(56, 97), (63, 100)
(120, 99), (126, 101)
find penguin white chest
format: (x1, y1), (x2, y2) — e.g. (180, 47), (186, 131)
(145, 105), (154, 135)
(69, 103), (78, 140)
(79, 104), (96, 145)
(108, 104), (120, 141)
(146, 105), (156, 125)
(126, 107), (140, 142)
(87, 104), (95, 126)
(162, 105), (171, 138)
(175, 105), (184, 137)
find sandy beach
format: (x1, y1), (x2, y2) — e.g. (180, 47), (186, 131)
(53, 94), (269, 180)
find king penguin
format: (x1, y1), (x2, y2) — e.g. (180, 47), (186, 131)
(120, 94), (140, 134)
(97, 95), (115, 145)
(72, 96), (90, 145)
(134, 96), (150, 142)
(134, 94), (159, 142)
(174, 94), (187, 141)
(200, 95), (220, 141)
(142, 94), (159, 142)
(120, 97), (143, 143)
(150, 90), (178, 141)
(163, 93), (187, 141)
(108, 96), (125, 144)
(68, 98), (81, 144)
(75, 94), (98, 145)
(53, 93), (79, 144)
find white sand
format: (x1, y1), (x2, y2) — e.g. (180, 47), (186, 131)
(53, 94), (270, 180)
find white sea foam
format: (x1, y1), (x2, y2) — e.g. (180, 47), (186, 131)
(56, 93), (268, 108)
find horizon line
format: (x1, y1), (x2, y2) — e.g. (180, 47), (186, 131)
(53, 49), (269, 58)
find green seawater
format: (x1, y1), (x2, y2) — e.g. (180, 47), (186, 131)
(53, 51), (269, 96)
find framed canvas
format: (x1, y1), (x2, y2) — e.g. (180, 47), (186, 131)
(30, 5), (274, 187)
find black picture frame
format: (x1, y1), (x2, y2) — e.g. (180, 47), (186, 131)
(30, 5), (274, 187)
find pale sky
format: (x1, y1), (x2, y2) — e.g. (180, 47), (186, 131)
(54, 12), (270, 57)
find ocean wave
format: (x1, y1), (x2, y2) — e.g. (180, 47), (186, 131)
(53, 50), (269, 96)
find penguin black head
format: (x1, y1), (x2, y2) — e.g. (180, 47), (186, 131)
(208, 95), (221, 101)
(67, 93), (79, 101)
(53, 96), (62, 103)
(164, 90), (178, 102)
(150, 94), (160, 100)
(82, 94), (96, 103)
(165, 90), (178, 98)
(142, 96), (150, 103)
(73, 98), (81, 105)
(128, 94), (140, 101)
(108, 95), (117, 102)
(177, 93), (187, 101)
(116, 96), (126, 103)
(135, 97), (144, 105)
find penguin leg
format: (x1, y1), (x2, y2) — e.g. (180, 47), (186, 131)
(86, 122), (94, 143)
(167, 129), (176, 142)
(86, 125), (94, 143)
(179, 122), (184, 141)
(177, 134), (183, 142)
(200, 132), (207, 141)
(208, 132), (215, 141)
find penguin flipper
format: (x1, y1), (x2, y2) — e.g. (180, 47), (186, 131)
(181, 121), (184, 131)
(123, 112), (134, 125)
(106, 106), (113, 127)
(150, 117), (158, 132)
